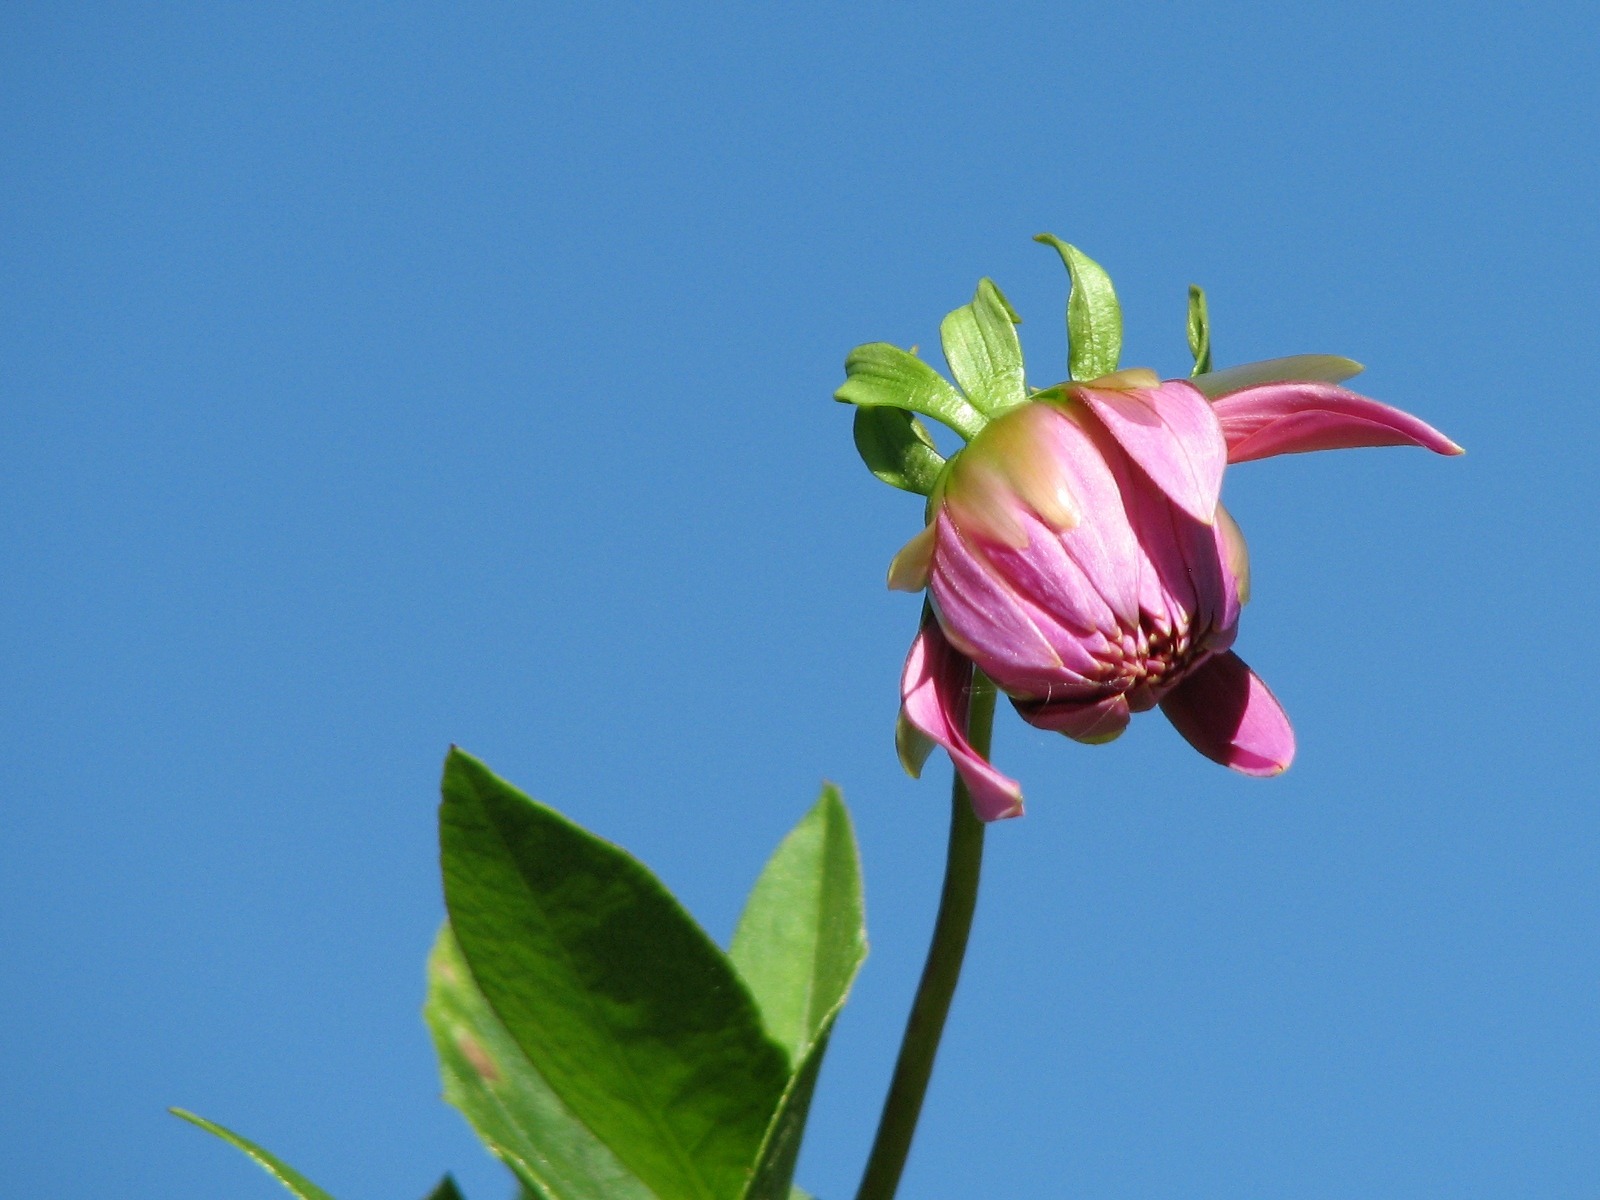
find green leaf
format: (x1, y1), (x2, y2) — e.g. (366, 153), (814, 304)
(851, 406), (945, 495)
(424, 926), (657, 1200)
(439, 749), (789, 1200)
(424, 1176), (467, 1200)
(1033, 234), (1122, 382)
(169, 1109), (337, 1200)
(730, 786), (866, 1063)
(835, 343), (985, 441)
(1186, 284), (1212, 376)
(730, 786), (866, 1200)
(938, 278), (1026, 416)
(738, 1037), (828, 1200)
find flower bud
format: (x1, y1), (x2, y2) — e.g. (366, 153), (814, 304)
(895, 370), (1460, 820)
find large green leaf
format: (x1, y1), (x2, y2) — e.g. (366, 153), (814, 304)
(1034, 233), (1122, 382)
(730, 786), (866, 1200)
(1187, 283), (1213, 377)
(938, 278), (1026, 416)
(851, 407), (946, 496)
(439, 749), (789, 1200)
(170, 1109), (337, 1200)
(424, 927), (657, 1200)
(835, 343), (985, 440)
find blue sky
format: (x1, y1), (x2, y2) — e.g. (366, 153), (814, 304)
(4, 3), (1597, 1197)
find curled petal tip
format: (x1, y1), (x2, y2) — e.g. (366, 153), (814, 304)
(901, 615), (1027, 822)
(982, 795), (1026, 821)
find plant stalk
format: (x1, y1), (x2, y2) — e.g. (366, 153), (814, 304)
(854, 669), (996, 1200)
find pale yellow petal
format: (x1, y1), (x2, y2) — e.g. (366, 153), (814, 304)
(887, 522), (937, 592)
(1190, 354), (1363, 399)
(1217, 502), (1251, 605)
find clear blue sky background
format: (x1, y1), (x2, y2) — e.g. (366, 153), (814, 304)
(4, 4), (1596, 1198)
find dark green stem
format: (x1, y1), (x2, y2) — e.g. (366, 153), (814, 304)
(854, 670), (996, 1200)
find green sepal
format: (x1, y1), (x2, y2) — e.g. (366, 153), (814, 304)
(1033, 234), (1122, 382)
(730, 786), (866, 1200)
(424, 926), (655, 1200)
(938, 278), (1026, 416)
(424, 1176), (467, 1200)
(1187, 284), (1212, 376)
(852, 407), (946, 495)
(439, 748), (789, 1200)
(169, 1109), (338, 1200)
(835, 343), (986, 441)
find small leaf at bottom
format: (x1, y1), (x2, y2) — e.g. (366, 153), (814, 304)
(170, 1109), (337, 1200)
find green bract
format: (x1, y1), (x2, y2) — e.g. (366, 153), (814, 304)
(852, 407), (946, 496)
(1187, 283), (1213, 376)
(835, 342), (985, 441)
(937, 278), (1026, 417)
(1033, 233), (1123, 383)
(837, 232), (1131, 496)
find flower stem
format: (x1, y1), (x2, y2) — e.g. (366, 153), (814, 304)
(854, 669), (996, 1200)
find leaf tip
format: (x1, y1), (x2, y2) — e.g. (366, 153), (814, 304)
(814, 780), (850, 822)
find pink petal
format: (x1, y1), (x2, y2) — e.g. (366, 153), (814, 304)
(1115, 449), (1236, 639)
(1159, 651), (1295, 776)
(901, 615), (1025, 821)
(1013, 692), (1131, 744)
(1210, 382), (1464, 464)
(1027, 403), (1145, 626)
(1078, 380), (1227, 525)
(929, 511), (1074, 686)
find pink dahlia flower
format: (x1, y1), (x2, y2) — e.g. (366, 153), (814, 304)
(892, 361), (1461, 821)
